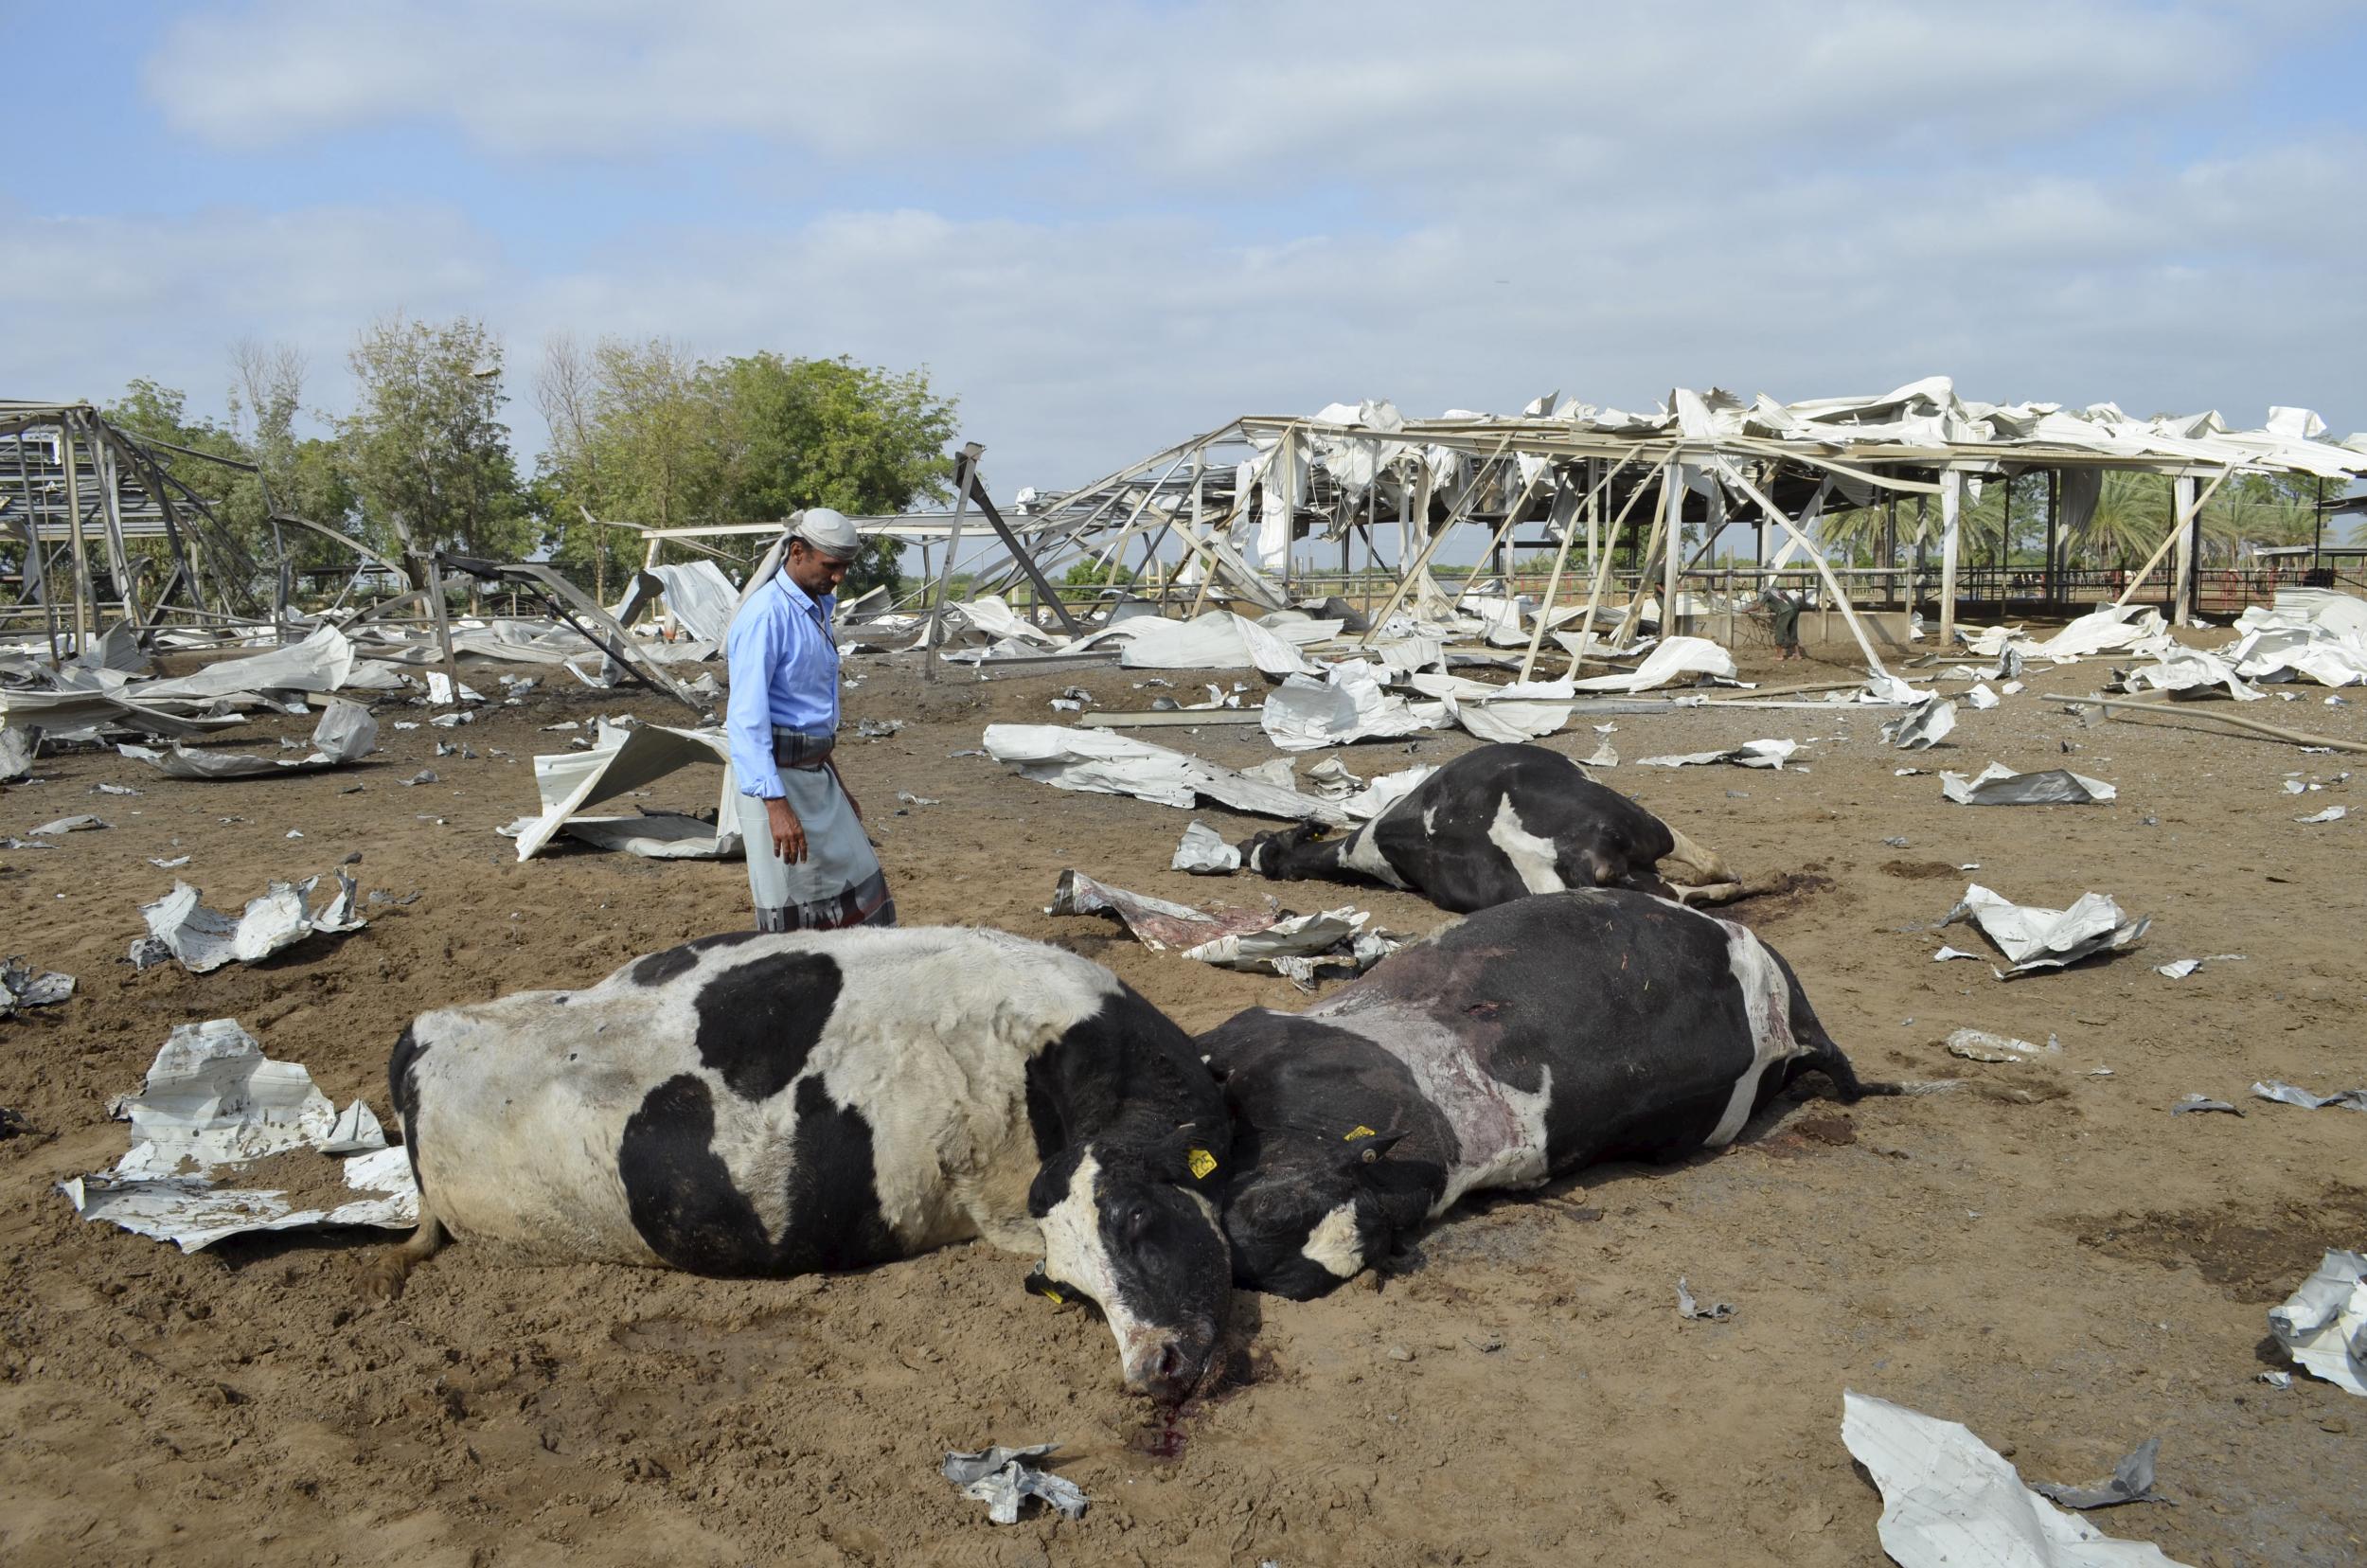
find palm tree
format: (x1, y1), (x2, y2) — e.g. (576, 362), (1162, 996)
(2202, 489), (2312, 563)
(2067, 472), (2171, 569)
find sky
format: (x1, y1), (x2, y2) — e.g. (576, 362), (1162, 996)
(7, 1), (2366, 499)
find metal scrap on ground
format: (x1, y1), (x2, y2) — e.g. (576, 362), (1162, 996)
(118, 698), (378, 780)
(58, 1018), (416, 1254)
(1637, 739), (1798, 770)
(984, 723), (1348, 824)
(941, 1443), (1086, 1524)
(1841, 1391), (2192, 1568)
(2251, 1080), (2367, 1113)
(0, 957), (74, 1015)
(1941, 763), (2117, 806)
(134, 870), (367, 973)
(2267, 1251), (2367, 1396)
(1941, 883), (2150, 975)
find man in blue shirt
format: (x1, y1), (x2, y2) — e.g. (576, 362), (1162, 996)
(724, 508), (896, 931)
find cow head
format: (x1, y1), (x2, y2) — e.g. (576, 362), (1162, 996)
(1234, 822), (1322, 877)
(1219, 1131), (1407, 1299)
(1027, 1126), (1231, 1403)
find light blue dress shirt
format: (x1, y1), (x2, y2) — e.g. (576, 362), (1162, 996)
(724, 572), (840, 800)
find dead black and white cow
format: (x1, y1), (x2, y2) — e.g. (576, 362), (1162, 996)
(1236, 742), (1736, 913)
(1203, 889), (1895, 1298)
(376, 925), (1233, 1401)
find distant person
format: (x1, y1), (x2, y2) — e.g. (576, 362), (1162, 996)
(723, 508), (895, 931)
(1760, 581), (1806, 661)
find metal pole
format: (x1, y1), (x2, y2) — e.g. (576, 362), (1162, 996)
(921, 445), (978, 682)
(2045, 469), (2060, 607)
(61, 416), (93, 656)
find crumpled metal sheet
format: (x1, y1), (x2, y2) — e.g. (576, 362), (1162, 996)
(942, 1443), (1086, 1524)
(985, 724), (1348, 825)
(62, 1145), (417, 1255)
(1638, 739), (1798, 771)
(1183, 905), (1393, 985)
(2251, 1080), (2367, 1113)
(1263, 660), (1445, 752)
(1049, 869), (1276, 952)
(0, 955), (74, 1015)
(1841, 1391), (2192, 1568)
(133, 623), (358, 702)
(1941, 763), (2116, 806)
(2268, 1251), (2367, 1396)
(513, 722), (739, 861)
(0, 722), (34, 781)
(2033, 1438), (2165, 1509)
(1569, 635), (1737, 693)
(1677, 1277), (1734, 1321)
(1942, 883), (2149, 974)
(1881, 697), (1958, 750)
(1403, 672), (1575, 743)
(60, 1019), (415, 1251)
(136, 871), (368, 973)
(118, 698), (379, 779)
(1171, 821), (1242, 874)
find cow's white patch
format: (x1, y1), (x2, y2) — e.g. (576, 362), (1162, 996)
(1038, 1149), (1165, 1389)
(1485, 795), (1566, 896)
(1301, 1201), (1365, 1278)
(1420, 805), (1439, 836)
(1339, 821), (1407, 887)
(1702, 915), (1805, 1146)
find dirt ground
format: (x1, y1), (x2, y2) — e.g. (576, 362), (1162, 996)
(3, 634), (2364, 1568)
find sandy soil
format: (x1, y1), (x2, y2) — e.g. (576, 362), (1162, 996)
(3, 637), (2364, 1567)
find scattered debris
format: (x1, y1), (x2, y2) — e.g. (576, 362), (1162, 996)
(1941, 763), (2116, 806)
(1880, 697), (1957, 750)
(1941, 883), (2150, 974)
(985, 724), (1348, 825)
(400, 769), (439, 787)
(118, 699), (378, 780)
(1182, 906), (1395, 987)
(91, 781), (140, 795)
(2155, 954), (2243, 979)
(855, 718), (903, 740)
(0, 723), (34, 781)
(941, 1443), (1087, 1524)
(135, 871), (367, 973)
(31, 814), (108, 835)
(1945, 1028), (2057, 1063)
(1172, 821), (1243, 874)
(58, 1018), (415, 1253)
(894, 791), (940, 809)
(0, 957), (74, 1015)
(2032, 1438), (2166, 1510)
(2251, 1080), (2367, 1112)
(1049, 870), (1279, 953)
(2295, 805), (2347, 824)
(509, 722), (739, 861)
(2268, 1251), (2367, 1396)
(1676, 1277), (1734, 1322)
(1263, 660), (1443, 751)
(1637, 739), (1798, 770)
(2171, 1095), (2241, 1116)
(1841, 1391), (2190, 1568)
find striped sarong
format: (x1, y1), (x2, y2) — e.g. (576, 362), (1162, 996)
(735, 728), (895, 932)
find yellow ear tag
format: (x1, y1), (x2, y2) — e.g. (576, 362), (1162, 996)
(1186, 1147), (1218, 1181)
(1041, 1287), (1064, 1305)
(1344, 1125), (1378, 1142)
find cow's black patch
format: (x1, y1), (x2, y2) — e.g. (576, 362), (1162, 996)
(616, 1071), (899, 1277)
(388, 1023), (429, 1199)
(778, 1076), (901, 1272)
(617, 1073), (775, 1274)
(628, 929), (765, 989)
(1024, 982), (1228, 1167)
(691, 950), (842, 1100)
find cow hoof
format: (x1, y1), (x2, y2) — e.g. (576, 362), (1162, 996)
(360, 1255), (413, 1301)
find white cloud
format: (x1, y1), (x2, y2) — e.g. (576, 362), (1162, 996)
(2, 2), (2348, 496)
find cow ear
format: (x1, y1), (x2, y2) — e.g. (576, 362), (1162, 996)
(1335, 1130), (1405, 1174)
(1143, 1123), (1220, 1185)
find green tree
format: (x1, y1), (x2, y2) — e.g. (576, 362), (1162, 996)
(227, 340), (361, 573)
(339, 313), (528, 579)
(704, 352), (958, 597)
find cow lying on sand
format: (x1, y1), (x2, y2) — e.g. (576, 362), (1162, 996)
(1236, 742), (1748, 913)
(374, 926), (1233, 1402)
(1203, 889), (1897, 1298)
